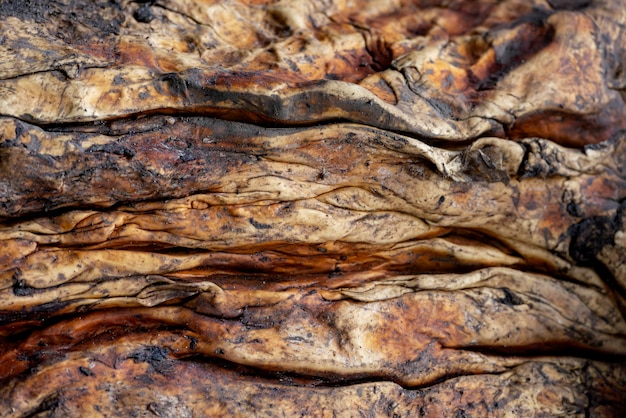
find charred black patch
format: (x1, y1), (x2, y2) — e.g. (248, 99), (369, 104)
(12, 269), (35, 297)
(0, 0), (124, 41)
(79, 366), (94, 376)
(187, 335), (198, 350)
(128, 345), (172, 375)
(517, 139), (561, 178)
(566, 201), (584, 217)
(498, 288), (524, 306)
(88, 142), (136, 159)
(11, 279), (34, 297)
(249, 218), (272, 230)
(547, 0), (591, 10)
(133, 2), (154, 23)
(568, 215), (619, 263)
(157, 73), (188, 98)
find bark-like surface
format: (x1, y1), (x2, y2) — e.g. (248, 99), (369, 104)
(1, 0), (625, 417)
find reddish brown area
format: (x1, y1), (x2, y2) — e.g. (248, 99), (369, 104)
(508, 104), (626, 146)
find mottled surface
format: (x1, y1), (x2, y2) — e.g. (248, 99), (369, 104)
(0, 0), (625, 143)
(0, 0), (625, 417)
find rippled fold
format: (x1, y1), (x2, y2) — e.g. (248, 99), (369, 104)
(1, 0), (625, 417)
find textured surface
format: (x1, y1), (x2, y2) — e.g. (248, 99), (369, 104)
(1, 0), (625, 417)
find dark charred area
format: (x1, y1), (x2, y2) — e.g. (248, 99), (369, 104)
(568, 215), (621, 264)
(128, 345), (173, 375)
(547, 0), (591, 10)
(0, 0), (125, 42)
(460, 146), (511, 183)
(516, 137), (565, 179)
(132, 1), (155, 24)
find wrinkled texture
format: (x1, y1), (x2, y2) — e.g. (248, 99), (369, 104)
(0, 0), (625, 417)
